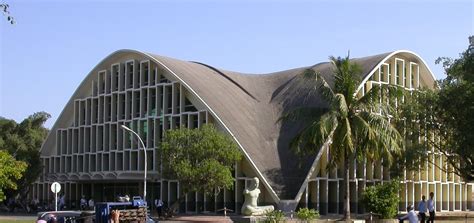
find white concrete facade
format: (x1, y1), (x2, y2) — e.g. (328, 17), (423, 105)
(33, 50), (474, 214)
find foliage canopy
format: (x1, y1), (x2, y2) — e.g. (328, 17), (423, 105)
(161, 124), (242, 195)
(0, 150), (27, 201)
(395, 45), (474, 181)
(360, 180), (400, 219)
(0, 112), (50, 200)
(434, 47), (474, 181)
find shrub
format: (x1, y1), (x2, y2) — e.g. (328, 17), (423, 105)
(296, 207), (319, 221)
(265, 209), (286, 223)
(360, 180), (400, 219)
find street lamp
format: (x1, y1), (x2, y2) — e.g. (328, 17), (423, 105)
(121, 125), (147, 203)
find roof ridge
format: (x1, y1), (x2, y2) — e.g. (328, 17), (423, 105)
(190, 61), (260, 102)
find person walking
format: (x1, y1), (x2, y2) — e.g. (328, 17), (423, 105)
(418, 195), (427, 223)
(398, 205), (419, 223)
(427, 192), (435, 223)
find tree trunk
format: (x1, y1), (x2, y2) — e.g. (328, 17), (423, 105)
(343, 148), (351, 220)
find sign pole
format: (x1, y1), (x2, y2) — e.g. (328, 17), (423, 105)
(50, 182), (61, 212)
(55, 188), (58, 212)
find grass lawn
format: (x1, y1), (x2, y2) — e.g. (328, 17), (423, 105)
(0, 220), (32, 223)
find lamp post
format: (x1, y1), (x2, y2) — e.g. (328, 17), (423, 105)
(121, 125), (147, 203)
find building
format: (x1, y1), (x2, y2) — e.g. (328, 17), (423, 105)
(33, 49), (474, 214)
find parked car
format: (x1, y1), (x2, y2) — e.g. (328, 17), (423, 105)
(37, 211), (94, 223)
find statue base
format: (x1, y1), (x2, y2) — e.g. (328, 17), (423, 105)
(277, 200), (298, 213)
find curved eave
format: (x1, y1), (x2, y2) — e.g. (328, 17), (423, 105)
(40, 49), (142, 154)
(356, 50), (437, 94)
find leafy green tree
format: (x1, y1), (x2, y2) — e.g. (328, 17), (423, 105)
(161, 124), (242, 206)
(390, 89), (436, 177)
(281, 55), (403, 220)
(0, 150), (27, 201)
(0, 112), (50, 202)
(434, 46), (474, 181)
(360, 180), (400, 219)
(397, 45), (474, 181)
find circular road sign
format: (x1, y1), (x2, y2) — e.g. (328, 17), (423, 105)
(51, 182), (61, 193)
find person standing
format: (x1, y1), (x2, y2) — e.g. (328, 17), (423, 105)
(427, 192), (435, 223)
(8, 197), (15, 212)
(418, 195), (427, 223)
(88, 198), (95, 211)
(154, 198), (163, 218)
(58, 194), (66, 210)
(80, 195), (87, 210)
(33, 198), (39, 211)
(398, 205), (419, 223)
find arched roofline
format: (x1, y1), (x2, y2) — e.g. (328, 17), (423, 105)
(43, 49), (435, 204)
(40, 49), (137, 152)
(137, 50), (281, 203)
(43, 49), (280, 203)
(355, 50), (437, 94)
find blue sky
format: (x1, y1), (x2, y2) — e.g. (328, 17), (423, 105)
(0, 0), (473, 128)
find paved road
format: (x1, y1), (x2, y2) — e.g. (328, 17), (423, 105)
(1, 212), (473, 222)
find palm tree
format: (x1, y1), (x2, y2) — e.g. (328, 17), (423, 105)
(281, 55), (404, 220)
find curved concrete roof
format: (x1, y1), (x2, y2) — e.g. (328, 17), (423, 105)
(41, 49), (436, 201)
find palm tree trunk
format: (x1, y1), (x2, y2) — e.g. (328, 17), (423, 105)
(343, 148), (351, 220)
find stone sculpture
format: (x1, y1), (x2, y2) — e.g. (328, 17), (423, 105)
(241, 177), (274, 216)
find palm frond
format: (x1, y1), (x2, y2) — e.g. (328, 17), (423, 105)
(330, 56), (346, 88)
(351, 114), (378, 161)
(333, 93), (349, 118)
(329, 117), (354, 162)
(342, 118), (354, 153)
(327, 124), (346, 168)
(354, 84), (405, 116)
(314, 71), (336, 103)
(298, 68), (336, 105)
(290, 111), (338, 156)
(357, 111), (404, 165)
(329, 55), (362, 105)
